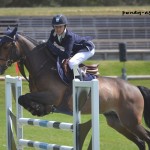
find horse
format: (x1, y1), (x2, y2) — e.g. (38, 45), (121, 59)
(1, 27), (150, 150)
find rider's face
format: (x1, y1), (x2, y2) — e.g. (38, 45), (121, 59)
(54, 25), (65, 35)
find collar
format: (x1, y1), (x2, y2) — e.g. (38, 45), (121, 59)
(53, 28), (66, 38)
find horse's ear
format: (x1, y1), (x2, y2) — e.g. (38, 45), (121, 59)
(15, 24), (18, 28)
(7, 26), (11, 31)
(6, 26), (12, 34)
(9, 26), (18, 38)
(13, 26), (18, 33)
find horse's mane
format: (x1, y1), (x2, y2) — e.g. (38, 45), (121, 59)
(32, 42), (57, 62)
(17, 32), (57, 65)
(19, 32), (39, 46)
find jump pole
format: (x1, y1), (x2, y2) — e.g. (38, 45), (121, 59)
(73, 79), (100, 150)
(5, 75), (23, 150)
(5, 75), (100, 150)
(5, 75), (74, 150)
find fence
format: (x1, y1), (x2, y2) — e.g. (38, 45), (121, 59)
(5, 75), (100, 150)
(0, 16), (150, 50)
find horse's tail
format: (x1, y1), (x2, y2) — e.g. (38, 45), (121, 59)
(137, 86), (150, 128)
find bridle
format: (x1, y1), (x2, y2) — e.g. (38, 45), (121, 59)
(0, 34), (21, 71)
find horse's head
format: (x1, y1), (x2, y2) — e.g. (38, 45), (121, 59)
(0, 27), (38, 75)
(0, 26), (57, 79)
(0, 27), (18, 74)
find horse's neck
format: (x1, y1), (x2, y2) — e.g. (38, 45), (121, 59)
(16, 35), (57, 79)
(16, 34), (36, 56)
(16, 34), (36, 75)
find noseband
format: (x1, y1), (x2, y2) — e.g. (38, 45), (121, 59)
(0, 35), (21, 71)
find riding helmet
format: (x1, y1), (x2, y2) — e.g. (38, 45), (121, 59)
(52, 14), (68, 26)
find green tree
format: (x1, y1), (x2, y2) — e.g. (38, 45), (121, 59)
(5, 0), (51, 7)
(0, 0), (11, 7)
(100, 0), (122, 6)
(0, 0), (150, 7)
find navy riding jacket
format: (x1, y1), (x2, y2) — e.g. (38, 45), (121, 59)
(47, 29), (94, 59)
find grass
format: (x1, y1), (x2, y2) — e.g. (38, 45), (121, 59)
(0, 6), (150, 16)
(2, 60), (150, 76)
(0, 60), (150, 150)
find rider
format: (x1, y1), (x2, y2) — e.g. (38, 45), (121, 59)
(47, 14), (95, 79)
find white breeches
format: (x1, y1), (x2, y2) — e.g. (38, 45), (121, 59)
(68, 48), (95, 70)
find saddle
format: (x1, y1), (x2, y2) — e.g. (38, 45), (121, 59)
(62, 59), (99, 76)
(60, 58), (99, 84)
(79, 63), (99, 76)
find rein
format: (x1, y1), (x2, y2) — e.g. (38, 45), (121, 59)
(0, 35), (14, 61)
(14, 34), (31, 82)
(15, 35), (49, 83)
(0, 43), (19, 70)
(0, 34), (29, 81)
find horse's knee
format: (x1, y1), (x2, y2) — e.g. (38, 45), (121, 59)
(18, 94), (53, 117)
(18, 95), (28, 108)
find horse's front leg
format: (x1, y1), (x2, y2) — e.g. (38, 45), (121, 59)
(18, 91), (59, 116)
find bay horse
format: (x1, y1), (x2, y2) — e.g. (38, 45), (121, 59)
(1, 27), (150, 150)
